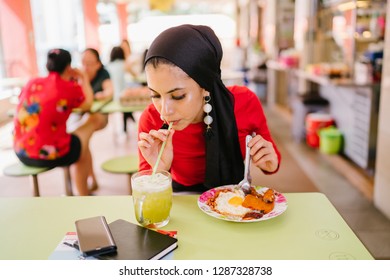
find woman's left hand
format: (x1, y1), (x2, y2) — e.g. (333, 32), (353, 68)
(94, 91), (106, 100)
(248, 134), (279, 173)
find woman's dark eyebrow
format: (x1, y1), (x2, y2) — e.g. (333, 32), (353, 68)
(148, 87), (184, 95)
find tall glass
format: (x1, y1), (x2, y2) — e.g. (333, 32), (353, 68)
(131, 170), (172, 228)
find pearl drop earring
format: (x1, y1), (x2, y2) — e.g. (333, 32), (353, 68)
(203, 95), (213, 131)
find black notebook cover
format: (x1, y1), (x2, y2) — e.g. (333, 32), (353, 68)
(97, 219), (178, 260)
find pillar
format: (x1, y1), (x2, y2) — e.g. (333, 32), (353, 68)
(117, 2), (128, 40)
(374, 2), (390, 219)
(82, 0), (100, 50)
(0, 0), (38, 78)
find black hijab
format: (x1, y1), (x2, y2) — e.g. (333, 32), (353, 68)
(145, 24), (244, 189)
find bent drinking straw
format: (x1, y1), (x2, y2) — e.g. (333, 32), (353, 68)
(152, 122), (173, 176)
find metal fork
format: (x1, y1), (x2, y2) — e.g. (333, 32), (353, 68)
(238, 135), (253, 193)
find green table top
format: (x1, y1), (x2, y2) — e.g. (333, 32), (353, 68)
(72, 98), (112, 114)
(0, 193), (373, 260)
(99, 100), (147, 113)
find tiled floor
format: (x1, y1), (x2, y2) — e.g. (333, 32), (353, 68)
(1, 108), (389, 259)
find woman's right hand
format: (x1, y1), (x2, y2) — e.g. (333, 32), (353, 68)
(138, 128), (175, 171)
(70, 68), (88, 82)
(72, 67), (94, 110)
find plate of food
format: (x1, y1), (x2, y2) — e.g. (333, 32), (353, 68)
(198, 185), (287, 222)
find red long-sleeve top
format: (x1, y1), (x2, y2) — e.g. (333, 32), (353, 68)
(138, 85), (281, 187)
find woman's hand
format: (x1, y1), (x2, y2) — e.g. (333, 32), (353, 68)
(70, 68), (86, 82)
(72, 68), (93, 111)
(69, 67), (81, 80)
(248, 134), (278, 173)
(95, 79), (114, 101)
(94, 91), (106, 100)
(138, 128), (175, 171)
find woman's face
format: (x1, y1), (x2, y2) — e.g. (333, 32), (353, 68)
(81, 51), (100, 80)
(145, 63), (207, 131)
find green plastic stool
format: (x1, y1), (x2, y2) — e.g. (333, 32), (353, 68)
(3, 163), (51, 197)
(101, 155), (139, 194)
(3, 162), (73, 197)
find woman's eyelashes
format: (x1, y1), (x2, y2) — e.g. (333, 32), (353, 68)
(150, 93), (186, 100)
(150, 94), (160, 99)
(171, 94), (185, 100)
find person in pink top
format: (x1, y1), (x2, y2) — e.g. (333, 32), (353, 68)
(13, 48), (102, 195)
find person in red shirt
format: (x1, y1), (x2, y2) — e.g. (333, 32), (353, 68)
(13, 48), (101, 195)
(137, 25), (281, 193)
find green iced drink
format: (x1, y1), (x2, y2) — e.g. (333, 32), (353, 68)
(132, 170), (172, 228)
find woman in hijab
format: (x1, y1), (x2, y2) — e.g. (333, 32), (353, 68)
(137, 24), (281, 193)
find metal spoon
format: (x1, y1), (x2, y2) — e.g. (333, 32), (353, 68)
(238, 135), (253, 194)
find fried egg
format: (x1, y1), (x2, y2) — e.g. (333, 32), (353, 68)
(214, 189), (250, 216)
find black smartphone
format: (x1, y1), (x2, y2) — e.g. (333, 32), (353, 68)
(75, 216), (117, 257)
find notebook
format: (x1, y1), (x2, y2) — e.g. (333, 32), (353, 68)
(97, 219), (178, 260)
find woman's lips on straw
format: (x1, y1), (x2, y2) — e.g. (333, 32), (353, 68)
(166, 120), (179, 126)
